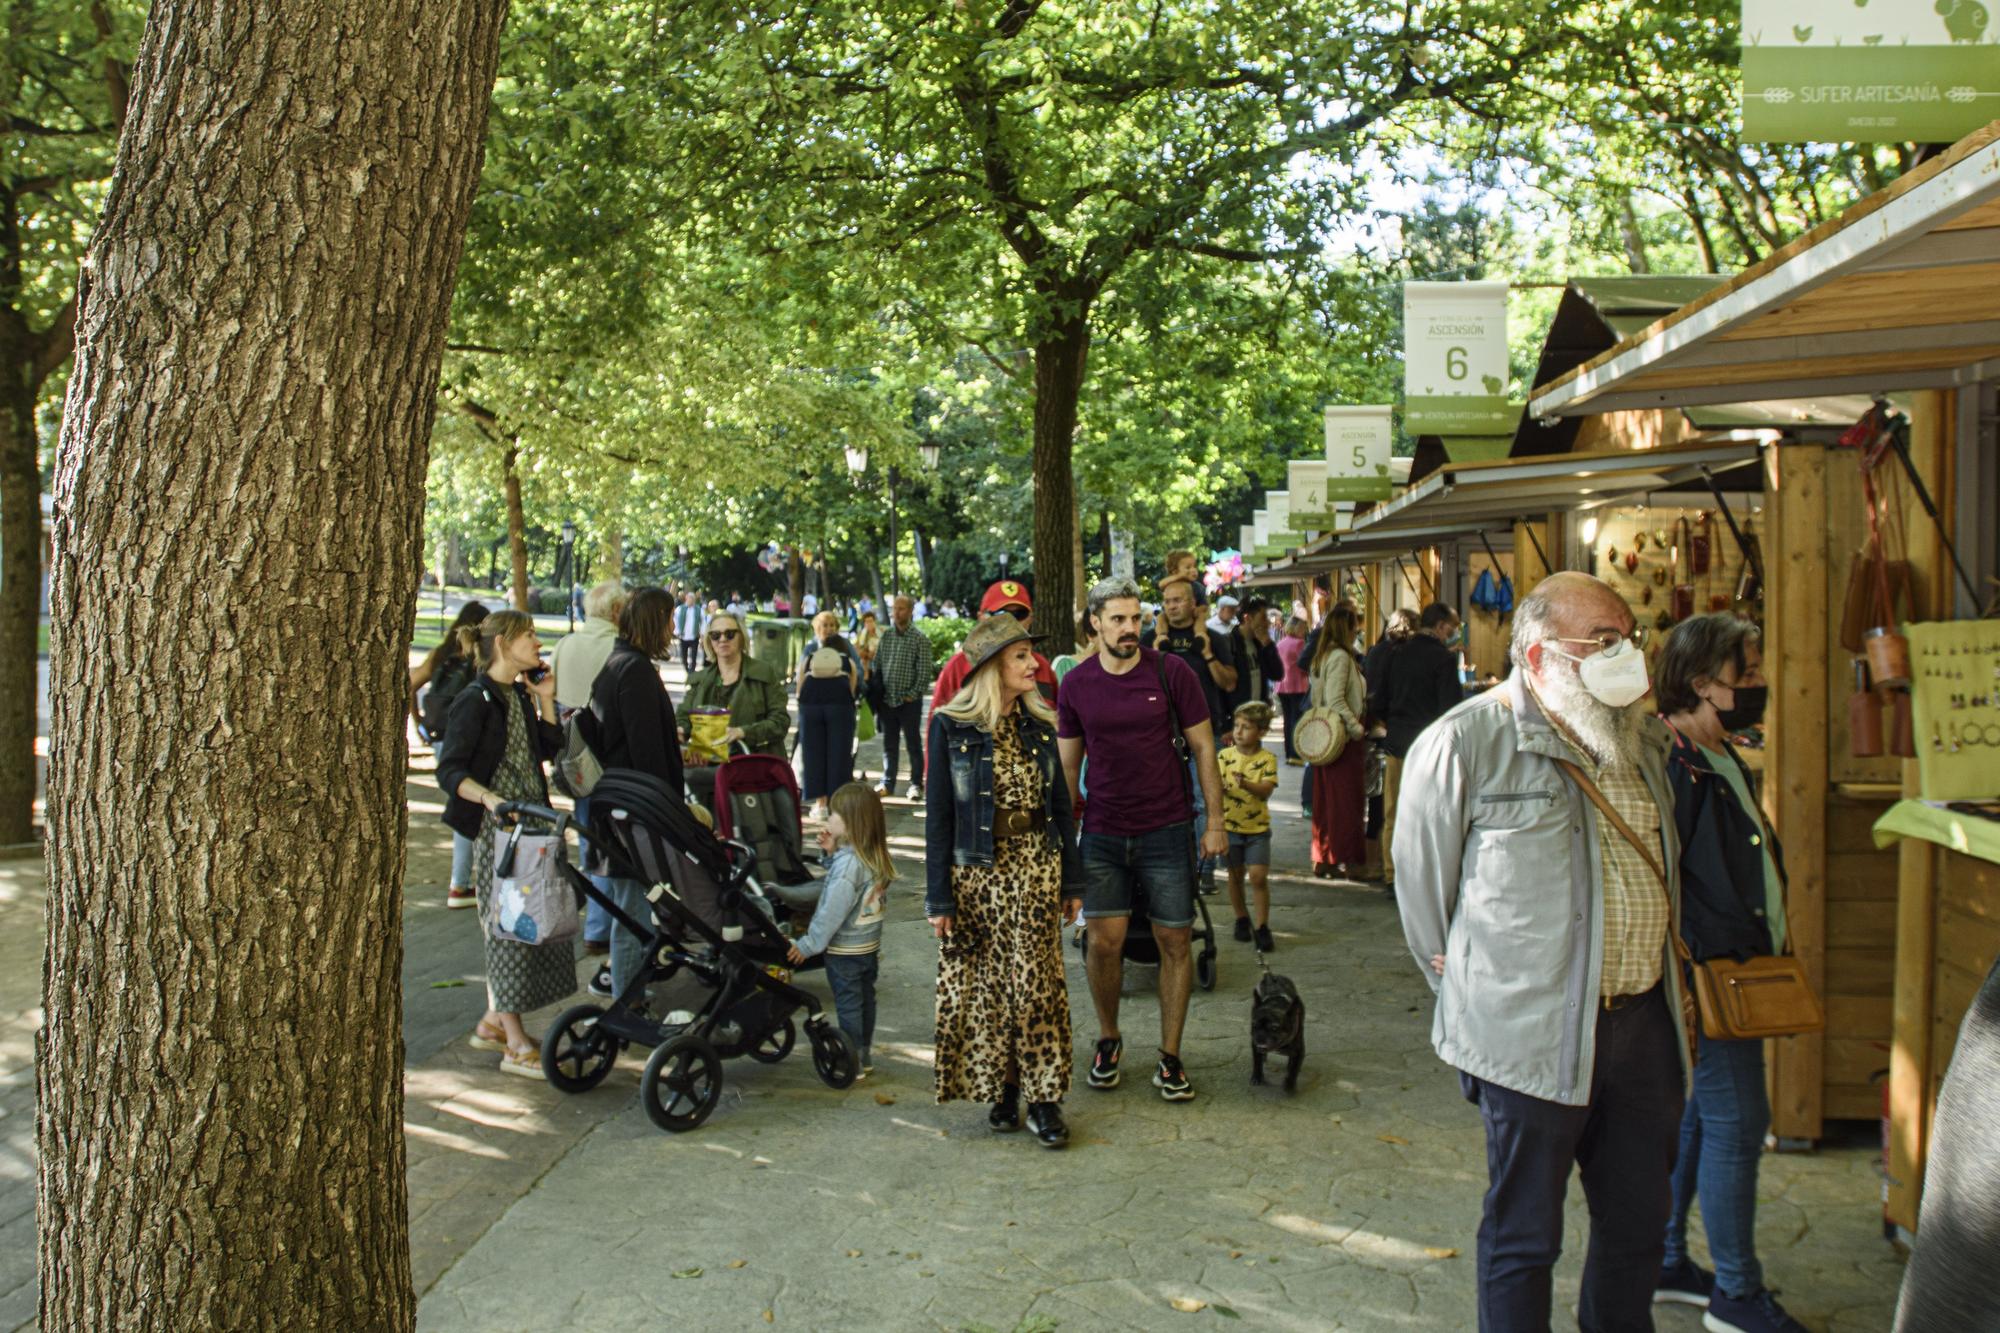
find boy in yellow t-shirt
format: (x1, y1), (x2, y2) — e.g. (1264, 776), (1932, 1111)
(1218, 701), (1279, 952)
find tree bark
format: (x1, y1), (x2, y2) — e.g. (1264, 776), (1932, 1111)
(502, 444), (528, 610)
(786, 545), (804, 614)
(598, 527), (622, 582)
(40, 1), (506, 1328)
(0, 364), (37, 844)
(1029, 310), (1090, 646)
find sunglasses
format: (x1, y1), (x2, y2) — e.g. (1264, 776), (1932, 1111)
(708, 629), (741, 642)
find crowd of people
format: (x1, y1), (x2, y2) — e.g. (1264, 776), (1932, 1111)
(410, 558), (1823, 1333)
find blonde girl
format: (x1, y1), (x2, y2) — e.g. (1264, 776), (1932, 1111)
(787, 781), (895, 1075)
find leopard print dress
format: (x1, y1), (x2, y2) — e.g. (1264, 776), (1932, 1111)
(934, 718), (1073, 1106)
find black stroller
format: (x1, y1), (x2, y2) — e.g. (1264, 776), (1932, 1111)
(1073, 887), (1219, 991)
(498, 767), (858, 1134)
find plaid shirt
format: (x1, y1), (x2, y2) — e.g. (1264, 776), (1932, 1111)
(1562, 738), (1669, 997)
(872, 624), (934, 705)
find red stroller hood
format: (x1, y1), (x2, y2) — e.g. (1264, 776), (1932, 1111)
(710, 754), (803, 842)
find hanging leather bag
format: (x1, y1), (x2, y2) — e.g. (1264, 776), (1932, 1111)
(1670, 516), (1697, 623)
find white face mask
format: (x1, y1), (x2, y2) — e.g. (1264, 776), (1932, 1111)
(1547, 637), (1651, 708)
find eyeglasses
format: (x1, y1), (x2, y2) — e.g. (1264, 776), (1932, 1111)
(709, 629), (740, 642)
(1550, 630), (1645, 655)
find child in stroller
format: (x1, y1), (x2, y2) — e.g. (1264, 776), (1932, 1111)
(502, 767), (860, 1134)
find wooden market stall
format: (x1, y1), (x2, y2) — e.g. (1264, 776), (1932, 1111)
(1529, 122), (2000, 1234)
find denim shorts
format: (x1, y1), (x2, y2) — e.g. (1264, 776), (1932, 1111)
(1226, 831), (1271, 869)
(1080, 821), (1196, 929)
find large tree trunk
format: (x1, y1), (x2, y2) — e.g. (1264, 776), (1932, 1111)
(40, 1), (506, 1328)
(0, 371), (37, 844)
(786, 546), (804, 614)
(502, 443), (528, 610)
(598, 527), (622, 583)
(1029, 311), (1090, 646)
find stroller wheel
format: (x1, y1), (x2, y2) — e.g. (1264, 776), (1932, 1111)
(746, 1016), (796, 1065)
(1196, 948), (1218, 992)
(807, 1020), (859, 1090)
(641, 1034), (724, 1133)
(543, 1004), (618, 1093)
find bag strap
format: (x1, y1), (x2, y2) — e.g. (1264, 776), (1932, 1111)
(1151, 650), (1195, 806)
(1549, 755), (1692, 965)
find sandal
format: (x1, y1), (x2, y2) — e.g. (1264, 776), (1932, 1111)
(468, 1021), (509, 1052)
(498, 1044), (544, 1079)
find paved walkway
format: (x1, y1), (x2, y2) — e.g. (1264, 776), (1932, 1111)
(2, 659), (1909, 1331)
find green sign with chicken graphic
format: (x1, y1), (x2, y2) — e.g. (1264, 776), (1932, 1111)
(1744, 0), (2000, 141)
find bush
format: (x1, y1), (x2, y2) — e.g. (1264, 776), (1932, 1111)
(915, 616), (973, 664)
(535, 588), (568, 615)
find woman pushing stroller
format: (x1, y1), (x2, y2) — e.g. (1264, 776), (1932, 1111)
(925, 616), (1083, 1148)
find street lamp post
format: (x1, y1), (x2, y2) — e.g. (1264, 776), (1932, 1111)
(560, 519), (576, 633)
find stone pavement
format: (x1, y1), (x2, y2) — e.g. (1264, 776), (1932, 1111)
(0, 662), (1910, 1331)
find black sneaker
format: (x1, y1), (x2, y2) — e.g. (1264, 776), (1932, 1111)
(1253, 924), (1275, 953)
(1232, 916), (1252, 943)
(1087, 1036), (1123, 1089)
(988, 1085), (1021, 1133)
(1153, 1052), (1195, 1101)
(586, 963), (614, 999)
(1655, 1258), (1714, 1306)
(1703, 1288), (1808, 1333)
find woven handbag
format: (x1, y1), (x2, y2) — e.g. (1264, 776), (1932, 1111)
(1293, 707), (1348, 765)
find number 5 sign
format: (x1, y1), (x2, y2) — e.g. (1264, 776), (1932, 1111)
(1323, 405), (1393, 502)
(1404, 281), (1512, 435)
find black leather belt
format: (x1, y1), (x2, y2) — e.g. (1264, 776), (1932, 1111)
(1602, 983), (1660, 1011)
(993, 806), (1045, 838)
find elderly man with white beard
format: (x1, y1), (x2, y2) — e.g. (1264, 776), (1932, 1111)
(1396, 572), (1692, 1333)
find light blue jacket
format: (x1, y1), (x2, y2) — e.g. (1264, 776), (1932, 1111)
(1393, 671), (1690, 1106)
(795, 846), (887, 957)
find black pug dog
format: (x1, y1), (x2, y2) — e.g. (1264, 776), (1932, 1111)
(1250, 968), (1305, 1090)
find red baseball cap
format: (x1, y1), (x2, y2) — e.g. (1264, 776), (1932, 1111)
(979, 580), (1032, 615)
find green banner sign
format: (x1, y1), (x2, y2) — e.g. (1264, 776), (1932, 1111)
(1324, 405), (1394, 502)
(1404, 282), (1511, 436)
(1743, 1), (2000, 142)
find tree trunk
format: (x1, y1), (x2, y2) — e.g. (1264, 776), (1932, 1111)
(1099, 510), (1112, 579)
(1029, 310), (1090, 646)
(598, 527), (622, 583)
(786, 546), (804, 614)
(1070, 502), (1086, 616)
(1617, 199), (1652, 274)
(0, 373), (37, 844)
(443, 530), (471, 585)
(502, 444), (528, 610)
(40, 1), (506, 1328)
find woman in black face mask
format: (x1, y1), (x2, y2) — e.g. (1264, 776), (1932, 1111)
(1649, 615), (1806, 1333)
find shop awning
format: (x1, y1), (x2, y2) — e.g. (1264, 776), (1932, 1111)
(1530, 122), (2000, 418)
(1346, 439), (1766, 541)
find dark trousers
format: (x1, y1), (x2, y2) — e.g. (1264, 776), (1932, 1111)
(1278, 691), (1306, 760)
(1462, 986), (1684, 1333)
(879, 699), (924, 788)
(799, 700), (856, 801)
(679, 637), (699, 674)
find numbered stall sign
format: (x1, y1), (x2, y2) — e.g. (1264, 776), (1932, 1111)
(1743, 0), (2000, 143)
(1287, 460), (1331, 532)
(1404, 281), (1512, 436)
(1323, 405), (1394, 502)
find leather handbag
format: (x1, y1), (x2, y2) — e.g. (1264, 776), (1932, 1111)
(1294, 707), (1347, 765)
(1687, 954), (1825, 1041)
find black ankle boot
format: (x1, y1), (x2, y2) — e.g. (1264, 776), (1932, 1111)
(988, 1085), (1021, 1133)
(1026, 1101), (1068, 1148)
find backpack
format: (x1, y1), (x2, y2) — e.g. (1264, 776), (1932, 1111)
(551, 701), (605, 800)
(423, 654), (477, 739)
(808, 646), (846, 678)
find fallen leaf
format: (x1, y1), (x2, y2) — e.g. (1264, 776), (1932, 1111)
(874, 1092), (896, 1105)
(1424, 1246), (1459, 1260)
(846, 1250), (862, 1258)
(728, 1259), (748, 1269)
(905, 1252), (921, 1260)
(1227, 1250), (1243, 1259)
(429, 979), (466, 989)
(919, 1270), (935, 1278)
(1215, 1307), (1241, 1320)
(670, 1267), (702, 1279)
(1169, 1298), (1208, 1314)
(762, 1312), (774, 1324)
(1378, 1133), (1410, 1146)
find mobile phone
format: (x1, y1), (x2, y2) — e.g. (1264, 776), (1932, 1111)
(526, 662), (550, 684)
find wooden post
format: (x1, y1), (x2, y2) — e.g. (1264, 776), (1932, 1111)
(1766, 441), (1830, 1141)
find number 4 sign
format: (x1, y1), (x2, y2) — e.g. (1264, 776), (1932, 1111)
(1404, 281), (1512, 435)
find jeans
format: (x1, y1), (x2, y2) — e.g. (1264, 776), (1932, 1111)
(679, 638), (699, 674)
(1464, 986), (1684, 1333)
(574, 794), (611, 946)
(1079, 821), (1197, 928)
(450, 830), (475, 888)
(799, 700), (856, 801)
(602, 876), (655, 1001)
(1279, 692), (1306, 760)
(823, 951), (879, 1066)
(879, 699), (925, 788)
(1664, 1032), (1769, 1298)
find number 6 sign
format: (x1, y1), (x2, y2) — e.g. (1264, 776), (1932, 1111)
(1405, 281), (1511, 435)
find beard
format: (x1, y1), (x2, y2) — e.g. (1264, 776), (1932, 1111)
(1105, 636), (1140, 659)
(1534, 654), (1647, 768)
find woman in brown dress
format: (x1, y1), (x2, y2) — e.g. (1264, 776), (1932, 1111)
(924, 616), (1082, 1148)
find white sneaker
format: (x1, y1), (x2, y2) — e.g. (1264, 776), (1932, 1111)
(906, 783), (922, 801)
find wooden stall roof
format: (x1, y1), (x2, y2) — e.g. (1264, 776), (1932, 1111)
(1530, 121), (2000, 418)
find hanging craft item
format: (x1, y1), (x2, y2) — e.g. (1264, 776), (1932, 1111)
(1642, 586), (1654, 605)
(1606, 544), (1619, 570)
(1654, 527), (1672, 550)
(1697, 466), (1764, 607)
(1671, 517), (1697, 622)
(1848, 408), (1914, 687)
(1690, 511), (1713, 576)
(1652, 566), (1670, 586)
(1849, 659), (1885, 758)
(1632, 530), (1648, 552)
(1624, 549), (1640, 575)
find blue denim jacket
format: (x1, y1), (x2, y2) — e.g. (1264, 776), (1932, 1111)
(924, 708), (1082, 916)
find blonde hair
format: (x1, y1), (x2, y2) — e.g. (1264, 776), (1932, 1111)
(1233, 700), (1274, 733)
(813, 610), (840, 637)
(938, 652), (1057, 730)
(462, 608), (535, 668)
(827, 782), (896, 892)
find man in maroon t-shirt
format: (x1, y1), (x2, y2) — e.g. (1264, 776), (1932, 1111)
(1057, 576), (1228, 1104)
